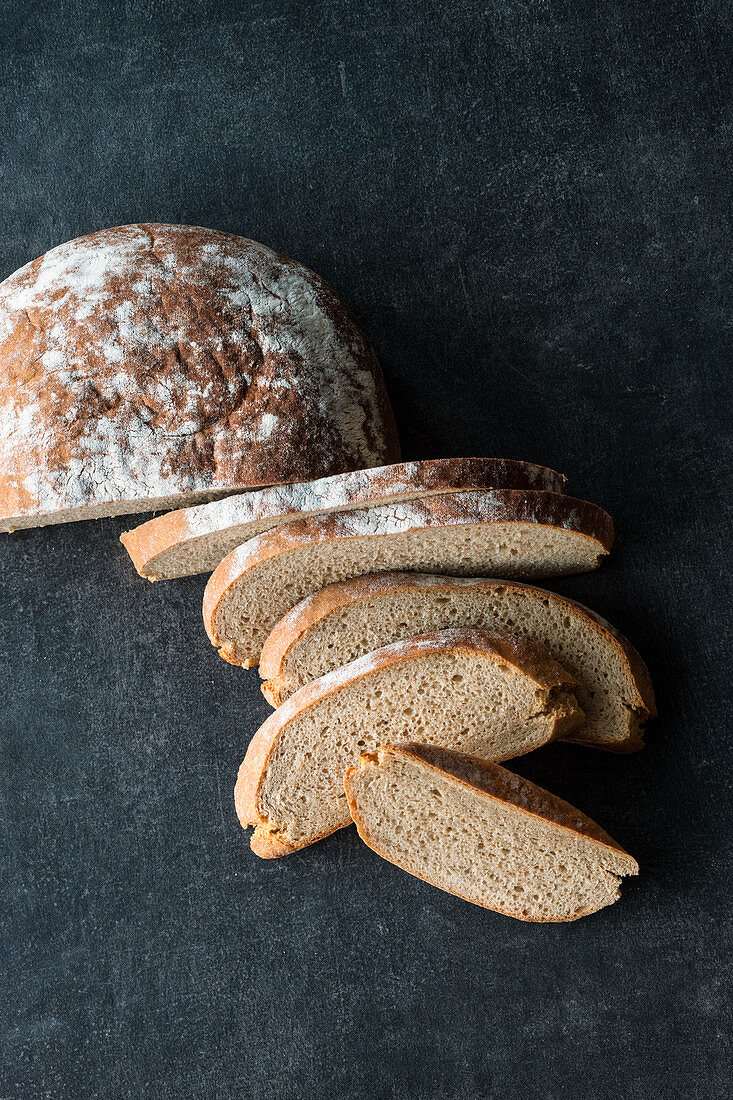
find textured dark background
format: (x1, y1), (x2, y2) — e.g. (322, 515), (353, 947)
(1, 1), (731, 1097)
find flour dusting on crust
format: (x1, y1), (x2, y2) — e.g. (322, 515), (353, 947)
(179, 458), (564, 538)
(223, 489), (613, 576)
(0, 223), (399, 529)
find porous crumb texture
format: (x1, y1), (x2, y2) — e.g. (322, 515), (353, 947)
(0, 223), (399, 531)
(235, 632), (584, 855)
(205, 489), (614, 666)
(260, 573), (654, 749)
(121, 457), (566, 579)
(345, 745), (638, 922)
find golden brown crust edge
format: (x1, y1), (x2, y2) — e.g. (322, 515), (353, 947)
(344, 745), (638, 921)
(249, 826), (302, 859)
(120, 507), (214, 580)
(260, 681), (280, 707)
(204, 489), (615, 661)
(259, 571), (655, 723)
(235, 628), (583, 858)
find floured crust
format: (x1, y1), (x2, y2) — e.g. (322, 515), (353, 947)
(204, 489), (615, 663)
(120, 456), (566, 579)
(234, 628), (582, 857)
(344, 744), (639, 921)
(0, 223), (399, 531)
(259, 571), (656, 721)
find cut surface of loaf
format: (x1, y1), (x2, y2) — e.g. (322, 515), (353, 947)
(121, 457), (566, 580)
(260, 572), (655, 751)
(235, 628), (584, 857)
(0, 223), (399, 531)
(344, 744), (639, 922)
(204, 489), (614, 667)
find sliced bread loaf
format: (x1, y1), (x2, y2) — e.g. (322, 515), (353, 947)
(204, 489), (614, 667)
(259, 572), (655, 751)
(235, 629), (584, 858)
(120, 457), (566, 579)
(344, 743), (639, 921)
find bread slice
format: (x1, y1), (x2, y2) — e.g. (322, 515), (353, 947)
(204, 489), (614, 667)
(120, 458), (566, 579)
(344, 743), (639, 921)
(259, 572), (655, 751)
(235, 628), (584, 857)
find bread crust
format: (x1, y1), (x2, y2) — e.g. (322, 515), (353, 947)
(259, 571), (655, 725)
(344, 744), (638, 921)
(120, 457), (566, 579)
(249, 825), (304, 859)
(204, 489), (615, 662)
(0, 223), (399, 531)
(234, 628), (583, 857)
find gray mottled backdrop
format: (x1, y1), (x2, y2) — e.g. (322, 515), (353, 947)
(1, 2), (731, 1097)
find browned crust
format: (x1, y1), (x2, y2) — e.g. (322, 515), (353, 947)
(260, 681), (280, 707)
(234, 628), (583, 857)
(249, 825), (303, 859)
(203, 489), (615, 656)
(250, 820), (347, 858)
(0, 223), (400, 531)
(344, 744), (638, 921)
(259, 571), (656, 719)
(120, 457), (567, 579)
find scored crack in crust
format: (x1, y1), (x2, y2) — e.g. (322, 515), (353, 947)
(0, 223), (399, 530)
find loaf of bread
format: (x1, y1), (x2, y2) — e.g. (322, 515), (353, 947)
(0, 223), (399, 531)
(344, 744), (639, 921)
(259, 571), (655, 751)
(204, 489), (614, 666)
(235, 628), (584, 857)
(121, 457), (566, 579)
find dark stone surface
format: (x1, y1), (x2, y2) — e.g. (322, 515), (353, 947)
(1, 1), (730, 1097)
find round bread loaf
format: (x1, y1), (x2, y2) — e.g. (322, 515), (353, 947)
(0, 223), (400, 531)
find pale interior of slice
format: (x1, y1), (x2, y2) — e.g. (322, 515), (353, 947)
(269, 581), (643, 746)
(252, 650), (581, 850)
(348, 749), (636, 921)
(216, 521), (605, 664)
(153, 515), (280, 578)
